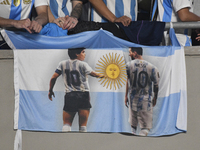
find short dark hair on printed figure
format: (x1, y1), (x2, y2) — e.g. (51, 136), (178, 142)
(130, 47), (143, 55)
(68, 48), (85, 59)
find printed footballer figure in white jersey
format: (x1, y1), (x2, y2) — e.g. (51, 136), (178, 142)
(125, 47), (160, 136)
(48, 48), (103, 132)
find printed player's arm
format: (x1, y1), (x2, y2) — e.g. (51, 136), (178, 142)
(48, 72), (60, 101)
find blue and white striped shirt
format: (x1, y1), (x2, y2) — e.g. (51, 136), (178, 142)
(49, 0), (72, 19)
(151, 0), (193, 46)
(91, 0), (137, 22)
(151, 0), (192, 22)
(0, 0), (48, 20)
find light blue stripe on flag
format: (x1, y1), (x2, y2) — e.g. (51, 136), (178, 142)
(143, 46), (177, 57)
(18, 90), (186, 135)
(18, 90), (131, 132)
(3, 29), (140, 49)
(18, 90), (64, 132)
(149, 92), (186, 136)
(185, 35), (191, 46)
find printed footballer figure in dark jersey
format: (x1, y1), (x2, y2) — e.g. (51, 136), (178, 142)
(48, 48), (103, 132)
(125, 47), (160, 136)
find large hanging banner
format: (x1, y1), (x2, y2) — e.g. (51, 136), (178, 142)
(2, 29), (187, 137)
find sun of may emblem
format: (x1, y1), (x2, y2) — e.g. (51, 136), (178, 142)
(95, 53), (127, 90)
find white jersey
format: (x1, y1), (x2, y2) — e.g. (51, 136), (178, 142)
(91, 0), (138, 22)
(49, 0), (72, 19)
(126, 59), (159, 111)
(0, 0), (48, 20)
(152, 0), (192, 22)
(151, 0), (193, 46)
(56, 59), (93, 93)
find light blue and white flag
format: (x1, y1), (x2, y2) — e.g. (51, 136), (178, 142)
(1, 28), (187, 136)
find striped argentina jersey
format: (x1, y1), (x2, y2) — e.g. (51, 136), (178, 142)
(49, 0), (72, 19)
(126, 59), (159, 111)
(56, 59), (93, 93)
(91, 0), (138, 22)
(151, 0), (193, 46)
(0, 0), (48, 20)
(151, 0), (192, 22)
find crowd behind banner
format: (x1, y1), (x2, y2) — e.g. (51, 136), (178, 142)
(1, 0), (200, 49)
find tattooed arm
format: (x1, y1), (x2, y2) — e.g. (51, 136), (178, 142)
(62, 0), (83, 30)
(71, 0), (83, 19)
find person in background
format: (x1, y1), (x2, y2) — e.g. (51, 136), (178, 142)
(137, 0), (153, 21)
(0, 0), (48, 33)
(88, 0), (134, 26)
(151, 0), (200, 46)
(48, 0), (87, 30)
(0, 0), (48, 49)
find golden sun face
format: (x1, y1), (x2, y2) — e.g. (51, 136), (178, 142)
(106, 64), (120, 79)
(95, 53), (127, 90)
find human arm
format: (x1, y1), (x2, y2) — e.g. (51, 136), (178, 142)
(47, 6), (66, 28)
(177, 7), (200, 22)
(62, 0), (83, 30)
(196, 33), (200, 41)
(48, 72), (60, 101)
(90, 71), (104, 78)
(0, 17), (32, 33)
(88, 0), (131, 26)
(125, 78), (129, 108)
(152, 85), (158, 107)
(48, 0), (82, 29)
(28, 5), (48, 33)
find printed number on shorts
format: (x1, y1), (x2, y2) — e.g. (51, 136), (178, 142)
(65, 69), (81, 86)
(132, 70), (148, 88)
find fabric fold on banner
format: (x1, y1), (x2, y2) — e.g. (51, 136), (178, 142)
(1, 29), (140, 49)
(169, 25), (187, 130)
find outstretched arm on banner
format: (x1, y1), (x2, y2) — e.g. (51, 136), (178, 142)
(48, 72), (60, 101)
(90, 71), (104, 78)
